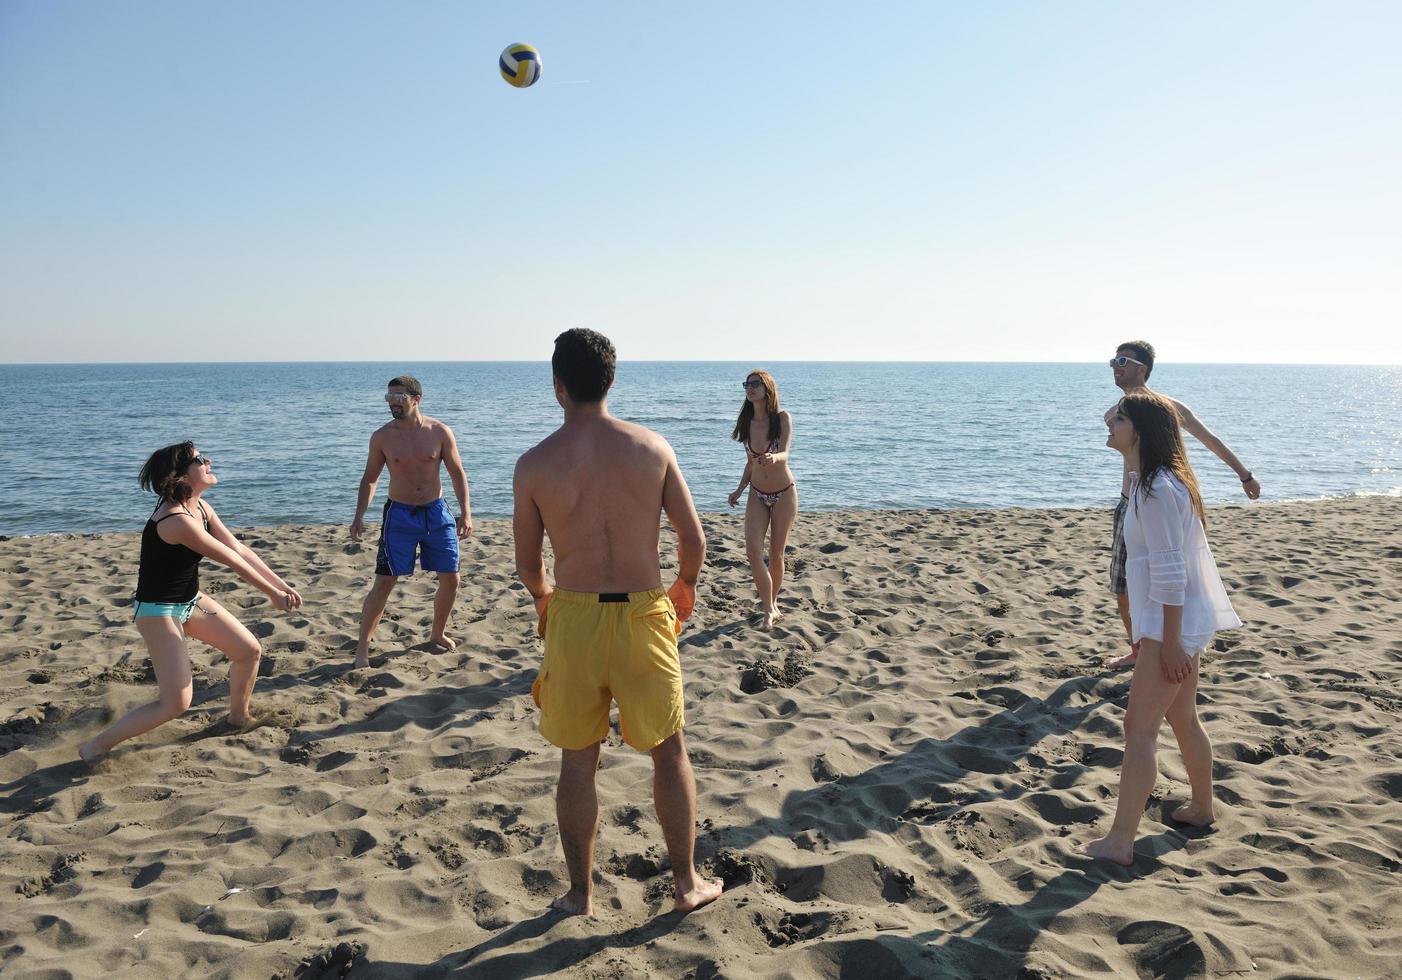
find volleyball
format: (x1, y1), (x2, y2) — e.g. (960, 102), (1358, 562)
(499, 43), (541, 88)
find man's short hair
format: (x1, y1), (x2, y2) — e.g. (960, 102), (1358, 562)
(1117, 340), (1156, 379)
(552, 329), (616, 403)
(388, 375), (423, 398)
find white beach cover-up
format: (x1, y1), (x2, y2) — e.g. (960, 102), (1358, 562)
(1123, 470), (1242, 651)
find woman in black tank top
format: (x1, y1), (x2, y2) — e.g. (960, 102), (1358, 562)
(79, 442), (304, 764)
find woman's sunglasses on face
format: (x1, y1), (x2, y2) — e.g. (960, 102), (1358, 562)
(185, 454), (211, 470)
(742, 379), (764, 390)
(1109, 356), (1145, 368)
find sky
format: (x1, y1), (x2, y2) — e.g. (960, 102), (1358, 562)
(1, 2), (1398, 364)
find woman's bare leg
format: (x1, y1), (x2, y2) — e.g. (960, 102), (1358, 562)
(182, 595), (262, 727)
(80, 616), (194, 760)
(1164, 658), (1215, 825)
(765, 487), (798, 623)
(1080, 639), (1183, 865)
(744, 493), (773, 623)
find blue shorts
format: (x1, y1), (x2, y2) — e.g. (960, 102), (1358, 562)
(133, 595), (202, 622)
(375, 499), (459, 577)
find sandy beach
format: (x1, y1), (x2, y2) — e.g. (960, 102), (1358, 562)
(2, 497), (1400, 978)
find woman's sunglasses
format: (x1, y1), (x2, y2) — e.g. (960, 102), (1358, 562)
(185, 454), (212, 469)
(742, 379), (764, 389)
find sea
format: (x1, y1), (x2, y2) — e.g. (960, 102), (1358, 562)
(2, 362), (1399, 537)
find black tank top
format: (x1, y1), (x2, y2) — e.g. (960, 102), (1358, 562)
(134, 503), (209, 603)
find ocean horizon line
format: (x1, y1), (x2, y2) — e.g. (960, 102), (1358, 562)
(5, 358), (1399, 369)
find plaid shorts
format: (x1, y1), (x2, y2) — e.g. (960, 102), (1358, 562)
(1109, 494), (1129, 595)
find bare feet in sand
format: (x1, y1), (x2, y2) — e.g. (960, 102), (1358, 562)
(1171, 801), (1216, 826)
(1079, 836), (1134, 866)
(760, 604), (781, 630)
(1104, 642), (1141, 670)
(550, 887), (592, 917)
(353, 643), (371, 669)
(225, 713), (262, 733)
(429, 633), (457, 652)
(78, 739), (103, 766)
(674, 877), (723, 913)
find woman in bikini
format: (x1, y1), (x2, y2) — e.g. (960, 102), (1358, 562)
(728, 370), (796, 629)
(1080, 392), (1241, 865)
(79, 441), (303, 763)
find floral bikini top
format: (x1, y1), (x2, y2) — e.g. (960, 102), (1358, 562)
(748, 436), (780, 461)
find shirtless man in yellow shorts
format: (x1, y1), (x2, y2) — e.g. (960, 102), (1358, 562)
(513, 328), (723, 917)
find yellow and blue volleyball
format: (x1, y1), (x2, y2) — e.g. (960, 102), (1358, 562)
(499, 43), (541, 88)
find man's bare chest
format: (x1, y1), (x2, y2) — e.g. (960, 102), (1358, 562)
(384, 430), (442, 468)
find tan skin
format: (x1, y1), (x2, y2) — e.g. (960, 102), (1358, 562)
(727, 376), (796, 629)
(513, 376), (722, 917)
(1104, 349), (1261, 669)
(350, 386), (473, 667)
(1080, 410), (1216, 865)
(79, 451), (301, 763)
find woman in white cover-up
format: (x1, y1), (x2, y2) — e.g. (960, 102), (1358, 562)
(1081, 391), (1242, 866)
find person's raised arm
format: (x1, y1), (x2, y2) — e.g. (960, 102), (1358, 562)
(350, 433), (388, 541)
(161, 514), (295, 610)
(1173, 400), (1261, 500)
(662, 447), (705, 623)
(512, 456), (551, 634)
(761, 412), (794, 466)
(442, 424), (473, 538)
(202, 502), (302, 607)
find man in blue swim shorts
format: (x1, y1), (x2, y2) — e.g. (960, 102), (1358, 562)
(350, 375), (474, 668)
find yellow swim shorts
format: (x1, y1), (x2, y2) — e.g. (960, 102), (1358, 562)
(532, 588), (684, 752)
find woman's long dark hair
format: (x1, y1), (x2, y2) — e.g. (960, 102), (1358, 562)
(139, 441), (197, 503)
(1119, 392), (1206, 527)
(731, 369), (781, 446)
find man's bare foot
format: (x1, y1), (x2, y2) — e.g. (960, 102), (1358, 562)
(78, 739), (104, 766)
(353, 644), (371, 669)
(674, 876), (723, 913)
(225, 713), (261, 733)
(1104, 643), (1140, 670)
(1078, 836), (1134, 866)
(429, 634), (457, 652)
(550, 887), (593, 917)
(1171, 801), (1216, 826)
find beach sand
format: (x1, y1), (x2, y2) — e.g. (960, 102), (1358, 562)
(2, 498), (1400, 978)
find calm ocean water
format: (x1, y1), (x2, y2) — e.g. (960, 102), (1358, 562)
(2, 362), (1399, 536)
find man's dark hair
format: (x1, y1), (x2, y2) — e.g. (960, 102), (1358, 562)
(552, 328), (616, 403)
(139, 440), (198, 503)
(388, 375), (423, 398)
(1117, 340), (1156, 380)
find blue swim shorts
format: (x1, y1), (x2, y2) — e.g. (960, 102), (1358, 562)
(375, 498), (460, 577)
(133, 595), (202, 622)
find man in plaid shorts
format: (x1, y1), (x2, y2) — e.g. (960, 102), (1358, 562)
(1104, 341), (1262, 668)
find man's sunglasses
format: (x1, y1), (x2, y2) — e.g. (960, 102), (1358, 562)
(1109, 356), (1145, 368)
(385, 392), (413, 403)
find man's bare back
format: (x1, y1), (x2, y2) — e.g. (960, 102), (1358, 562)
(515, 415), (682, 593)
(514, 328), (719, 918)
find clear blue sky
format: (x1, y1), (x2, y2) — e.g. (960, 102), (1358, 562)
(2, 2), (1398, 363)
